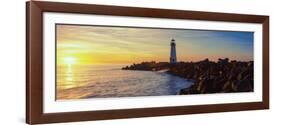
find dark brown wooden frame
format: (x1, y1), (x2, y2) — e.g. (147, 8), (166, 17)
(26, 1), (269, 124)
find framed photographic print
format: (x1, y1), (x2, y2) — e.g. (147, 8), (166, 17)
(26, 1), (269, 124)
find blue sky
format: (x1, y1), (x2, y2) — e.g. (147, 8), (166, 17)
(57, 25), (254, 64)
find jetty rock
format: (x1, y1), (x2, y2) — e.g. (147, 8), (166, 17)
(122, 58), (253, 94)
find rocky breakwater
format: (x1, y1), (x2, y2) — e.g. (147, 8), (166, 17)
(122, 61), (171, 71)
(122, 58), (254, 94)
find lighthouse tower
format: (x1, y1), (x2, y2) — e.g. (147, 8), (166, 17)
(170, 38), (177, 64)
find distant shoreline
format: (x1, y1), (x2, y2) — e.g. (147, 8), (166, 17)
(122, 58), (254, 94)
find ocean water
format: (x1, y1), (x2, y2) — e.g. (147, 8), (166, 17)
(57, 64), (193, 100)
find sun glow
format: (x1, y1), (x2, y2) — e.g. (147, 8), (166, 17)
(63, 57), (77, 65)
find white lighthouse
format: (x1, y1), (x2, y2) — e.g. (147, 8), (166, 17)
(170, 38), (177, 64)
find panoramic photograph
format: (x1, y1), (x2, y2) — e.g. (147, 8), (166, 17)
(56, 24), (254, 100)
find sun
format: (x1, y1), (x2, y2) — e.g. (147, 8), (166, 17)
(63, 57), (77, 65)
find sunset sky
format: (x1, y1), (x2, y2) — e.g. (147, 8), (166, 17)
(56, 24), (253, 65)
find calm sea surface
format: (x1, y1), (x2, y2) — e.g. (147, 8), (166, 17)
(57, 64), (193, 100)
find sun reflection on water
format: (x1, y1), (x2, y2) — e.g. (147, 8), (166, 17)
(66, 64), (73, 81)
